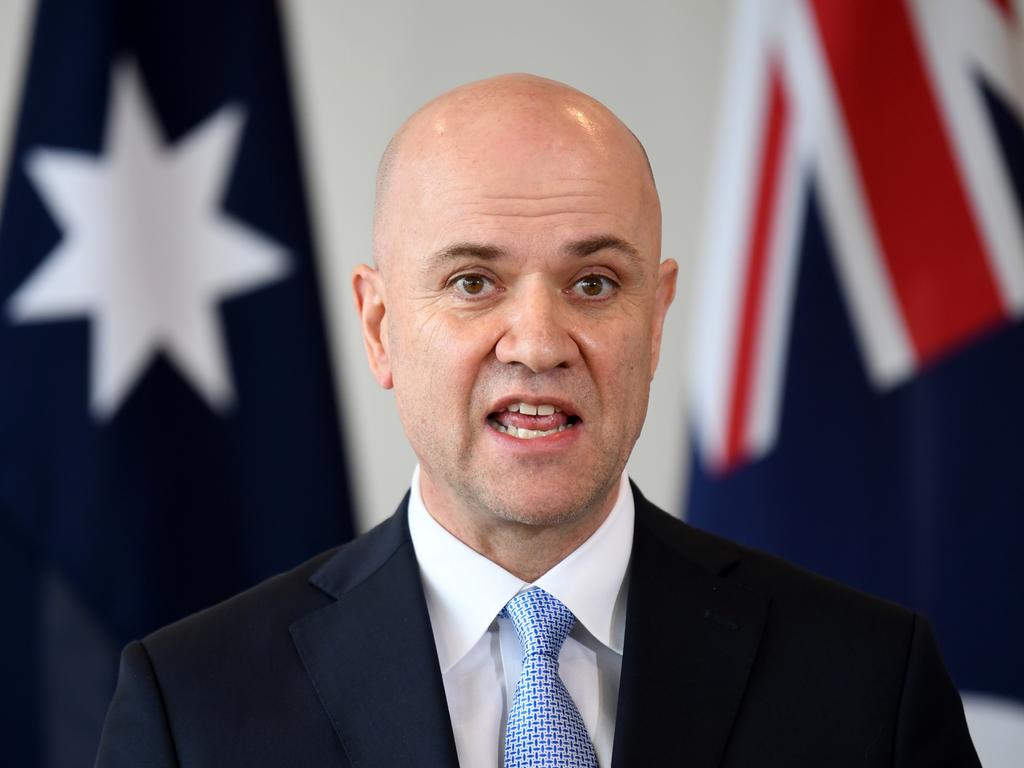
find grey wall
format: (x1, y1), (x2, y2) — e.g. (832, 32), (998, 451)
(0, 0), (732, 530)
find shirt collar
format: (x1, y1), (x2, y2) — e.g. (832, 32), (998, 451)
(408, 465), (634, 674)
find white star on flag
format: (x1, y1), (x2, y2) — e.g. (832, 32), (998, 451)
(6, 59), (290, 420)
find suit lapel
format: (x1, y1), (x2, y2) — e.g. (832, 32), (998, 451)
(612, 489), (770, 768)
(290, 501), (460, 768)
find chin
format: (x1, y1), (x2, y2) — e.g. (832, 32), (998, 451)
(494, 503), (589, 528)
(466, 480), (612, 531)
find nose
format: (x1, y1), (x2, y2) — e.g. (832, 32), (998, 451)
(494, 277), (580, 373)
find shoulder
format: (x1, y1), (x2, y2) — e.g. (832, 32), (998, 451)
(142, 500), (412, 670)
(98, 503), (418, 763)
(625, 487), (978, 765)
(631, 485), (915, 641)
(143, 546), (335, 663)
(105, 504), (415, 761)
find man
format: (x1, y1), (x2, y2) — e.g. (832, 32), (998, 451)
(96, 75), (980, 766)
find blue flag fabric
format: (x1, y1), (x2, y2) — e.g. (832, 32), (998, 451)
(0, 1), (354, 764)
(687, 1), (1023, 762)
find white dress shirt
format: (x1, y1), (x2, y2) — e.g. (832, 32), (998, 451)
(407, 465), (634, 768)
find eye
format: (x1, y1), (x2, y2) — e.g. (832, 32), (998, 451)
(450, 274), (494, 297)
(572, 274), (617, 298)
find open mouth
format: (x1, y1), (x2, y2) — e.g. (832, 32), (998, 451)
(487, 401), (581, 440)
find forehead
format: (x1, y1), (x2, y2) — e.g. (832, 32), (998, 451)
(384, 98), (655, 261)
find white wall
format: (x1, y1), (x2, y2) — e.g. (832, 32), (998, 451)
(0, 0), (732, 530)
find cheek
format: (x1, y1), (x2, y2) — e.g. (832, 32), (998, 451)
(586, 322), (653, 423)
(390, 310), (499, 406)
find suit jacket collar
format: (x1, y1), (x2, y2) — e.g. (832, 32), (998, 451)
(290, 484), (769, 768)
(289, 493), (460, 768)
(611, 482), (770, 767)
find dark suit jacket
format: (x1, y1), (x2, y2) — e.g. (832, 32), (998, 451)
(95, 485), (980, 767)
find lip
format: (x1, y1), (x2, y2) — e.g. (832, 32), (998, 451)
(484, 394), (583, 453)
(487, 394), (580, 419)
(485, 414), (583, 452)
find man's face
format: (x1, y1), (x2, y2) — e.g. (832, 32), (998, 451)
(359, 88), (676, 537)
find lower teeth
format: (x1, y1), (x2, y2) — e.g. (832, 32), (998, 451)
(488, 420), (575, 440)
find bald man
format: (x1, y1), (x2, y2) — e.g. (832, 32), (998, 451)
(96, 76), (979, 767)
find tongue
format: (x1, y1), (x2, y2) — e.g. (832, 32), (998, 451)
(494, 411), (570, 431)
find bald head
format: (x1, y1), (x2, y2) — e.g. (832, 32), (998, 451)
(372, 74), (660, 273)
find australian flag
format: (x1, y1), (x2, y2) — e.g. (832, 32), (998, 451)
(687, 0), (1024, 763)
(0, 1), (354, 764)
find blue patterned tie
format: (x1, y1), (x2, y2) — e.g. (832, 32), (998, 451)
(502, 588), (599, 768)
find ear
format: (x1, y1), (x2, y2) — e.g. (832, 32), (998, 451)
(352, 264), (394, 389)
(648, 258), (678, 379)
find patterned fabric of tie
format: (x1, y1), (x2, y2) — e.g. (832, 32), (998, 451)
(502, 588), (599, 768)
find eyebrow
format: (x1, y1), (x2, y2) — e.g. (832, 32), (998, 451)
(564, 235), (642, 264)
(425, 243), (509, 271)
(424, 235), (642, 271)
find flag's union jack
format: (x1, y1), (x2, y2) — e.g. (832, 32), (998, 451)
(688, 0), (1024, 762)
(692, 0), (1024, 471)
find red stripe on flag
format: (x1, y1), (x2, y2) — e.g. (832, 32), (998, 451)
(724, 62), (790, 471)
(810, 0), (1005, 364)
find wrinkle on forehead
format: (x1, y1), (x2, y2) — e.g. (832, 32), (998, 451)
(373, 74), (660, 275)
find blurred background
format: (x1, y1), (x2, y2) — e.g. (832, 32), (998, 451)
(0, 0), (1020, 765)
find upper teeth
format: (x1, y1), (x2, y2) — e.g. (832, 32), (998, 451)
(506, 402), (560, 415)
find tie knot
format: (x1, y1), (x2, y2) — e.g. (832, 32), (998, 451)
(501, 588), (575, 659)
